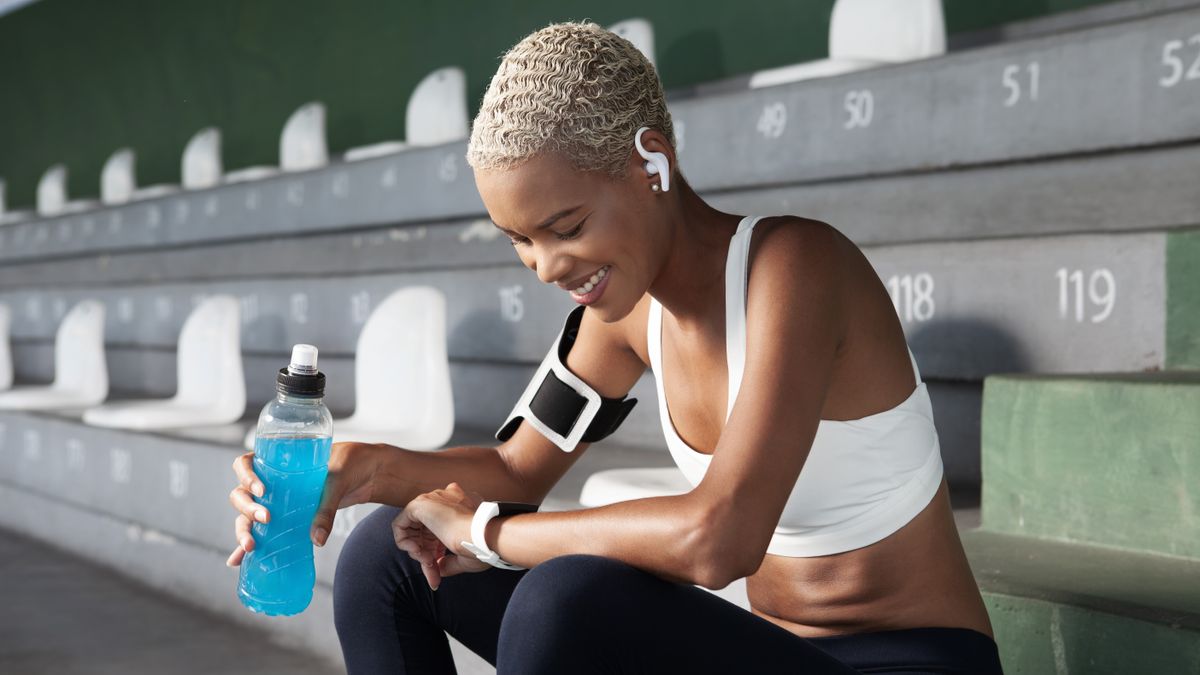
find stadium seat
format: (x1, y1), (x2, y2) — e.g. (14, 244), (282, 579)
(36, 164), (100, 216)
(343, 67), (469, 161)
(0, 304), (11, 391)
(748, 0), (946, 88)
(608, 18), (656, 67)
(0, 299), (107, 410)
(182, 127), (222, 189)
(579, 466), (691, 508)
(83, 295), (245, 430)
(225, 101), (328, 183)
(0, 178), (33, 225)
(100, 148), (177, 204)
(243, 286), (454, 451)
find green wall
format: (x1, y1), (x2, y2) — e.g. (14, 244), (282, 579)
(0, 0), (1120, 208)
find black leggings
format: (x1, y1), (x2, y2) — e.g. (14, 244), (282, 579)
(333, 506), (1003, 674)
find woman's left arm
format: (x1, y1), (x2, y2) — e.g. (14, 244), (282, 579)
(403, 220), (847, 590)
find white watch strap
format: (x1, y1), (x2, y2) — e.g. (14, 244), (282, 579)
(460, 501), (525, 570)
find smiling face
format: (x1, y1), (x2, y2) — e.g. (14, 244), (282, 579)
(475, 149), (666, 322)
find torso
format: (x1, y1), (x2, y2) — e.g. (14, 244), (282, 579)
(624, 216), (994, 640)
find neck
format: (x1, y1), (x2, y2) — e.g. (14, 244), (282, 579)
(647, 177), (743, 336)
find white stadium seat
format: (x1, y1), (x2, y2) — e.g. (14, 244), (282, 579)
(0, 300), (108, 410)
(102, 148), (180, 205)
(608, 18), (656, 67)
(749, 0), (946, 88)
(579, 466), (692, 508)
(83, 296), (245, 431)
(344, 67), (469, 161)
(0, 304), (11, 391)
(244, 286), (454, 451)
(225, 101), (328, 182)
(182, 127), (222, 189)
(36, 164), (100, 216)
(0, 178), (33, 225)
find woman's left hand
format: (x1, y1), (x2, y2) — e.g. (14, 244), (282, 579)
(392, 482), (492, 590)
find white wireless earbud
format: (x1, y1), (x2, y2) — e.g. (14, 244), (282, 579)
(634, 126), (670, 193)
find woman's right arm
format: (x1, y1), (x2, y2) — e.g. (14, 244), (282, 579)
(227, 299), (647, 565)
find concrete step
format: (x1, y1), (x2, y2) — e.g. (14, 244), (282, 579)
(964, 529), (1200, 673)
(2, 5), (1200, 264)
(980, 371), (1200, 558)
(6, 227), (1198, 381)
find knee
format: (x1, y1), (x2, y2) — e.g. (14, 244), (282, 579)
(332, 505), (417, 613)
(501, 554), (642, 633)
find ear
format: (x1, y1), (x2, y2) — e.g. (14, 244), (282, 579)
(627, 128), (676, 183)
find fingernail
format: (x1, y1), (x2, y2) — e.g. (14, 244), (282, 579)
(252, 483), (264, 497)
(313, 527), (327, 546)
(430, 583), (438, 592)
(255, 509), (267, 523)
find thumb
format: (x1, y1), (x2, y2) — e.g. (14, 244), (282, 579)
(438, 552), (484, 578)
(311, 476), (346, 547)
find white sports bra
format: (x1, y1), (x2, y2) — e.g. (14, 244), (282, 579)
(647, 216), (945, 557)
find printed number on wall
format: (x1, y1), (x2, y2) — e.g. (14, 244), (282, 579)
(887, 273), (936, 323)
(1056, 268), (1115, 323)
(499, 285), (525, 323)
(1159, 34), (1200, 88)
(1002, 62), (1040, 107)
(844, 90), (874, 130)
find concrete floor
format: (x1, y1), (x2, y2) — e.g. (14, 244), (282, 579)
(0, 528), (341, 675)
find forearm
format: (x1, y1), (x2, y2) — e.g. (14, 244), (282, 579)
(484, 495), (724, 588)
(372, 444), (533, 507)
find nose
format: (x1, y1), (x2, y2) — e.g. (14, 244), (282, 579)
(533, 247), (572, 286)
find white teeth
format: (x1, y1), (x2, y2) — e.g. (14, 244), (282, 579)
(572, 266), (609, 295)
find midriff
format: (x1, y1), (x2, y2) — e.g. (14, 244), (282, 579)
(744, 477), (994, 640)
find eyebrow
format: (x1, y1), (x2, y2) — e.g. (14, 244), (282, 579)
(492, 205), (583, 234)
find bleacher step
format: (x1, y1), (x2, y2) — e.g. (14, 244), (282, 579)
(964, 529), (1200, 672)
(981, 371), (1200, 558)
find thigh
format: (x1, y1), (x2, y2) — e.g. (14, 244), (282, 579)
(334, 504), (529, 672)
(497, 554), (861, 675)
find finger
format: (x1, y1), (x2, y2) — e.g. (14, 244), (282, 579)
(421, 558), (443, 591)
(226, 545), (246, 568)
(437, 552), (471, 578)
(394, 537), (438, 567)
(228, 485), (270, 524)
(232, 453), (265, 497)
(234, 514), (254, 552)
(310, 473), (347, 548)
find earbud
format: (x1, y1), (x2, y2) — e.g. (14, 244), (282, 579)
(634, 126), (670, 193)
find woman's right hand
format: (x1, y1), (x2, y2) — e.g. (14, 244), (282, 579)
(226, 441), (386, 567)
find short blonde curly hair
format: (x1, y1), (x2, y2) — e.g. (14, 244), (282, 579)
(466, 21), (675, 177)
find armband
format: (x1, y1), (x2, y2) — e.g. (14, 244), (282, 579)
(495, 306), (637, 452)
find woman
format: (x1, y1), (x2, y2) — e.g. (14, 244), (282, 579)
(228, 21), (1002, 674)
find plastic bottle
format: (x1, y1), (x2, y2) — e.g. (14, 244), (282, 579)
(238, 344), (333, 616)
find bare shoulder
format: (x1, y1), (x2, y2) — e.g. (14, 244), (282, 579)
(748, 216), (850, 293)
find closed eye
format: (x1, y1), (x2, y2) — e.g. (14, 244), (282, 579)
(509, 218), (586, 247)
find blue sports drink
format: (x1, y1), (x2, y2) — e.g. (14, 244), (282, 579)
(238, 344), (333, 616)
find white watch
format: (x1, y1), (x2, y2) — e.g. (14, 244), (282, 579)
(459, 501), (538, 570)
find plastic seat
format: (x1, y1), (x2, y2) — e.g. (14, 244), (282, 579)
(0, 179), (33, 225)
(749, 0), (946, 88)
(36, 165), (99, 216)
(0, 300), (107, 410)
(609, 18), (656, 67)
(344, 68), (469, 161)
(0, 304), (12, 391)
(244, 286), (454, 451)
(225, 101), (328, 182)
(579, 467), (692, 508)
(84, 296), (245, 431)
(182, 127), (222, 190)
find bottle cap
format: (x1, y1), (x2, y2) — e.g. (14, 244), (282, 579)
(278, 343), (325, 397)
(288, 344), (319, 375)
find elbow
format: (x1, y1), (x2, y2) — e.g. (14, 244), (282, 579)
(683, 506), (760, 590)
